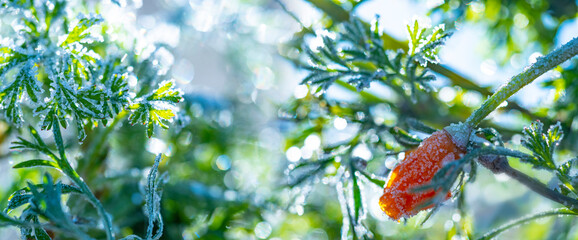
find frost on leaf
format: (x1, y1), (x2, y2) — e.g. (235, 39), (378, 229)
(129, 80), (183, 138)
(60, 14), (103, 47)
(379, 129), (464, 220)
(406, 18), (450, 67)
(521, 121), (563, 170)
(299, 16), (445, 100)
(0, 60), (43, 125)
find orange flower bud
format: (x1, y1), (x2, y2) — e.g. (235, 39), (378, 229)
(379, 129), (466, 220)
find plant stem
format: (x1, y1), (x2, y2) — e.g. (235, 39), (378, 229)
(476, 208), (578, 240)
(52, 121), (114, 240)
(466, 37), (578, 127)
(477, 154), (578, 211)
(80, 110), (128, 178)
(428, 63), (540, 120)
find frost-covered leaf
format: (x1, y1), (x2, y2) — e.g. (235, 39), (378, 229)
(0, 60), (43, 125)
(558, 158), (577, 176)
(26, 174), (80, 235)
(0, 47), (28, 78)
(521, 121), (563, 170)
(146, 80), (182, 104)
(143, 154), (167, 239)
(390, 126), (422, 147)
(60, 14), (103, 46)
(102, 72), (130, 118)
(351, 170), (363, 222)
(299, 16), (445, 97)
(129, 80), (182, 138)
(12, 159), (59, 169)
(41, 55), (128, 140)
(33, 227), (52, 240)
(556, 157), (578, 196)
(406, 19), (451, 66)
(406, 118), (436, 134)
(6, 191), (32, 211)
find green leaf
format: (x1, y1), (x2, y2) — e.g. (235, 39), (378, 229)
(129, 80), (182, 137)
(358, 169), (386, 187)
(144, 154), (167, 239)
(33, 227), (52, 240)
(558, 158), (577, 176)
(13, 159), (59, 169)
(521, 121), (563, 170)
(27, 174), (78, 234)
(0, 61), (43, 125)
(6, 191), (32, 210)
(146, 80), (183, 103)
(60, 14), (103, 46)
(0, 212), (22, 227)
(405, 18), (451, 66)
(390, 127), (422, 147)
(5, 182), (82, 211)
(0, 48), (26, 78)
(406, 118), (436, 134)
(11, 127), (59, 162)
(351, 171), (363, 221)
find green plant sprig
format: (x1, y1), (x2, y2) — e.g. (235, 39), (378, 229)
(10, 124), (115, 239)
(51, 121), (115, 239)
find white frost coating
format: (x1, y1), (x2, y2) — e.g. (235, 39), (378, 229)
(466, 37), (578, 127)
(443, 122), (471, 150)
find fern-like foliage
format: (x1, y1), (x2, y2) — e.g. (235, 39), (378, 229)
(120, 154), (167, 240)
(301, 17), (450, 100)
(129, 80), (182, 138)
(0, 0), (183, 140)
(521, 121), (563, 170)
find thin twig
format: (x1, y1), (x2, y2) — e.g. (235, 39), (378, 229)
(274, 0), (307, 29)
(466, 37), (578, 127)
(476, 208), (578, 240)
(477, 154), (578, 211)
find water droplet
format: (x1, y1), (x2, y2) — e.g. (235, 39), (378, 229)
(253, 66), (274, 90)
(385, 156), (397, 169)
